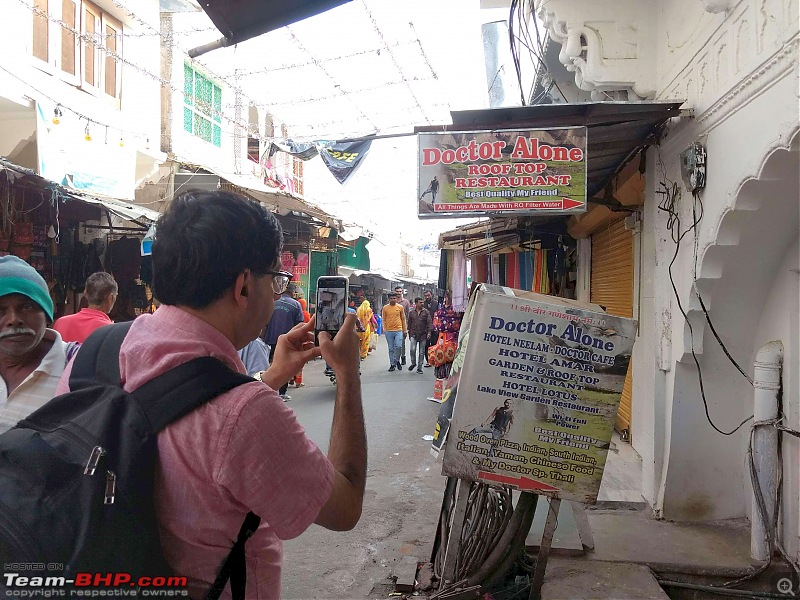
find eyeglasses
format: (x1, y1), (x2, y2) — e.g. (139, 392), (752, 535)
(266, 270), (293, 294)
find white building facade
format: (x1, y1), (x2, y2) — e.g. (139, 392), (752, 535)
(161, 7), (307, 203)
(0, 0), (163, 201)
(532, 0), (799, 565)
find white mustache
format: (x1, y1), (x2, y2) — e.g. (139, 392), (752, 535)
(0, 327), (36, 340)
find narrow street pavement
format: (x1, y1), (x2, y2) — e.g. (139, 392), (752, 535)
(281, 336), (445, 599)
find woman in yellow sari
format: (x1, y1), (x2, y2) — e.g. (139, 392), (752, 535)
(356, 299), (373, 359)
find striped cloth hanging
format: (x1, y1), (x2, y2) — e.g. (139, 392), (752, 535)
(473, 255), (489, 284)
(541, 249), (550, 294)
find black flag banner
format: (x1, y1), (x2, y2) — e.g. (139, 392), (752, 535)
(267, 137), (374, 185)
(315, 138), (373, 184)
(268, 139), (319, 161)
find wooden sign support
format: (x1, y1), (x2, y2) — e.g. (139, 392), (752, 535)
(435, 481), (595, 600)
(528, 497), (560, 600)
(440, 479), (471, 586)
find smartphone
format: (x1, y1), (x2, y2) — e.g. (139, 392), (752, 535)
(315, 276), (349, 341)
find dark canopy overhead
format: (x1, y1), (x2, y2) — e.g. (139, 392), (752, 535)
(417, 101), (683, 201)
(188, 0), (352, 57)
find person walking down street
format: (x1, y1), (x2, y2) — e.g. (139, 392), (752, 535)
(0, 256), (78, 433)
(56, 190), (366, 599)
(394, 286), (411, 366)
(356, 299), (373, 360)
(381, 293), (406, 372)
(52, 271), (117, 343)
(407, 297), (432, 374)
(422, 290), (438, 367)
(264, 282), (304, 401)
(292, 298), (312, 388)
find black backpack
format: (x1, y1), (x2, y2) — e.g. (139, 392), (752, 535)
(0, 322), (260, 599)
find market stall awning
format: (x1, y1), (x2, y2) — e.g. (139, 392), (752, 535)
(180, 164), (343, 227)
(0, 156), (160, 223)
(417, 101), (683, 202)
(77, 195), (161, 222)
(338, 266), (370, 278)
(437, 215), (571, 257)
(188, 0), (352, 57)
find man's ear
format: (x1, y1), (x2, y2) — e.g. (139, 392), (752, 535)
(234, 270), (251, 305)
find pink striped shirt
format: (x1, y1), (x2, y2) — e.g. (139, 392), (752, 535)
(57, 305), (334, 599)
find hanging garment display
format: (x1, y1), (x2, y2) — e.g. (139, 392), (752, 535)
(472, 256), (489, 284)
(451, 250), (467, 312)
(438, 249), (449, 292)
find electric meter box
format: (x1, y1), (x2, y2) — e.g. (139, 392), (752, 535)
(433, 284), (636, 503)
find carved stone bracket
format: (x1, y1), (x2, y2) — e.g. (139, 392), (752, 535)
(535, 0), (657, 99)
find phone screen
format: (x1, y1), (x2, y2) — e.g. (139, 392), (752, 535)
(315, 276), (348, 336)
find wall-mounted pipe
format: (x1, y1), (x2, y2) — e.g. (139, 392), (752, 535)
(751, 340), (783, 562)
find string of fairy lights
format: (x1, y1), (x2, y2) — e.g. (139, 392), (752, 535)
(17, 0), (261, 144)
(11, 0), (451, 148)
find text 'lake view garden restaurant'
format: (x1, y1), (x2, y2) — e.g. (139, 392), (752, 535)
(420, 101), (681, 438)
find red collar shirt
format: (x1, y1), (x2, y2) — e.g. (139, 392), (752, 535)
(53, 308), (113, 343)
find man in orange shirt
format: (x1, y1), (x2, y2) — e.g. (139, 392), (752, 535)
(381, 293), (406, 372)
(53, 272), (117, 343)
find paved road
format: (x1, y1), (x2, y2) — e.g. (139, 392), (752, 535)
(280, 336), (446, 599)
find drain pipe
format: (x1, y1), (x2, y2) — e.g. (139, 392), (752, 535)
(751, 340), (783, 562)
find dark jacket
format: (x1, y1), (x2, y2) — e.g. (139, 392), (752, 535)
(407, 307), (432, 340)
(423, 298), (438, 316)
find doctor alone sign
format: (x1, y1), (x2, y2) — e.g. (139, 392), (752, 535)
(418, 127), (587, 218)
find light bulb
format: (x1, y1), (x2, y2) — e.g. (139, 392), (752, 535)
(52, 105), (62, 125)
(85, 125), (92, 142)
(119, 137), (124, 147)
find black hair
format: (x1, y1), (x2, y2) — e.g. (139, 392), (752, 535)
(84, 272), (118, 305)
(414, 297), (423, 303)
(152, 190), (282, 308)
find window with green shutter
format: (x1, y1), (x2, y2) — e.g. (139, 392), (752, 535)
(183, 63), (222, 147)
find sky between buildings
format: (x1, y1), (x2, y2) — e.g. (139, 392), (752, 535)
(185, 0), (507, 258)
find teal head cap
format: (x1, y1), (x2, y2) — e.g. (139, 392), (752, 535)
(0, 255), (54, 322)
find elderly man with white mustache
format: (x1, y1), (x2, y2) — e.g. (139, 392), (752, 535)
(0, 255), (73, 433)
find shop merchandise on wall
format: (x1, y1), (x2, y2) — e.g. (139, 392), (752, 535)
(429, 294), (463, 381)
(467, 238), (576, 299)
(281, 249), (310, 301)
(1, 173), (155, 320)
(437, 249), (468, 312)
(106, 235), (154, 321)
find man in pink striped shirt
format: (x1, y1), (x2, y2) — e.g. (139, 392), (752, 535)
(57, 191), (366, 599)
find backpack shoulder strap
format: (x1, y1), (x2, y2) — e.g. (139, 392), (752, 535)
(131, 356), (255, 432)
(69, 321), (134, 390)
(204, 511), (261, 600)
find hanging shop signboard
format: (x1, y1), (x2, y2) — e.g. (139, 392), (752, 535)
(417, 127), (587, 219)
(432, 284), (636, 503)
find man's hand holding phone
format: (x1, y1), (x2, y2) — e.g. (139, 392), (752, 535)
(261, 316), (321, 390)
(318, 313), (360, 379)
